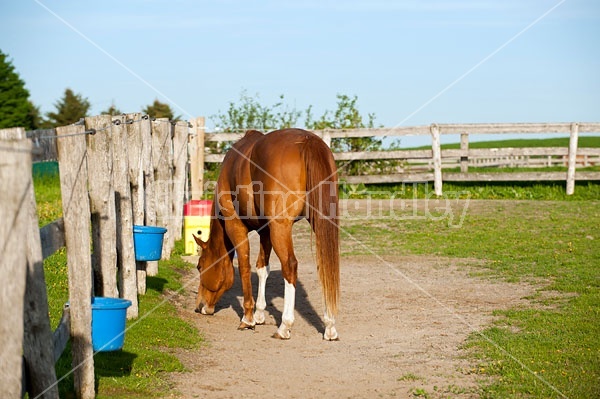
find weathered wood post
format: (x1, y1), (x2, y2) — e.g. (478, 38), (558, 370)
(460, 133), (469, 173)
(0, 131), (30, 399)
(126, 113), (148, 295)
(140, 116), (159, 277)
(172, 121), (188, 242)
(566, 122), (579, 195)
(112, 115), (139, 318)
(56, 123), (95, 399)
(152, 118), (174, 259)
(23, 151), (60, 398)
(190, 117), (205, 200)
(430, 124), (443, 196)
(85, 115), (118, 297)
(321, 129), (332, 148)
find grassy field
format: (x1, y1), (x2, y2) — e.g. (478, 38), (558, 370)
(435, 136), (600, 149)
(341, 200), (599, 398)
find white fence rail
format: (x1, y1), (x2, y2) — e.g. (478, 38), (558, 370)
(199, 122), (600, 195)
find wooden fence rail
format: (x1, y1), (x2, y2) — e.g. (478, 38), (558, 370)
(199, 122), (600, 195)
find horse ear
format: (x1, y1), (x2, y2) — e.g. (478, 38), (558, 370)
(193, 233), (208, 250)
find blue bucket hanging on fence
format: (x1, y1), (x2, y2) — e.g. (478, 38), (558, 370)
(91, 297), (132, 351)
(133, 225), (167, 261)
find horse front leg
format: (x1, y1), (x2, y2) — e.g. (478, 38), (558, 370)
(254, 230), (272, 325)
(225, 223), (255, 330)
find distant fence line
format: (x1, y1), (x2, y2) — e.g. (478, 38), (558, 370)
(195, 122), (600, 196)
(25, 120), (600, 197)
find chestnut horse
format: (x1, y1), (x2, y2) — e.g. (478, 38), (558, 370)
(193, 128), (340, 340)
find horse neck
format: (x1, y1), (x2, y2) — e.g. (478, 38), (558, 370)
(207, 211), (231, 257)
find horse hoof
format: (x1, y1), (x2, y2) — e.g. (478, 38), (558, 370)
(324, 326), (339, 341)
(253, 312), (266, 325)
(238, 322), (255, 331)
(271, 332), (290, 340)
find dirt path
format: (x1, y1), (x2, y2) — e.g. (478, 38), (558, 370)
(168, 208), (534, 398)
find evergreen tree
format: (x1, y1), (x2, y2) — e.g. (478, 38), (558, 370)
(142, 99), (179, 120)
(0, 49), (37, 129)
(102, 101), (122, 116)
(28, 101), (43, 130)
(45, 88), (91, 127)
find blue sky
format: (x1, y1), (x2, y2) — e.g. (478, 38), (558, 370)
(1, 0), (599, 145)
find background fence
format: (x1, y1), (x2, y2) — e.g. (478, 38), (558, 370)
(198, 122), (600, 196)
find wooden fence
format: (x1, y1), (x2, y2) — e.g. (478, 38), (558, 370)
(1, 114), (187, 399)
(198, 122), (600, 196)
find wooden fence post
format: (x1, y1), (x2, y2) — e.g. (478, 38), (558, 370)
(85, 115), (118, 298)
(141, 116), (159, 277)
(23, 157), (59, 398)
(0, 126), (26, 139)
(460, 133), (469, 173)
(0, 133), (30, 399)
(172, 121), (188, 242)
(190, 117), (205, 200)
(430, 124), (443, 196)
(112, 115), (139, 319)
(152, 118), (174, 259)
(566, 122), (579, 195)
(322, 129), (332, 148)
(125, 113), (148, 295)
(56, 123), (95, 399)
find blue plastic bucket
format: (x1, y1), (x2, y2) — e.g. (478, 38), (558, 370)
(133, 225), (167, 261)
(91, 297), (132, 352)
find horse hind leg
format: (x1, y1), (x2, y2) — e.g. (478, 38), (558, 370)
(254, 265), (270, 324)
(269, 277), (296, 340)
(254, 231), (272, 325)
(323, 308), (338, 341)
(269, 221), (298, 340)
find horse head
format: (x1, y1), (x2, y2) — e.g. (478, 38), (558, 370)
(193, 233), (234, 315)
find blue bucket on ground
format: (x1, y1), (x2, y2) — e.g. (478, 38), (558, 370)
(91, 297), (132, 352)
(133, 225), (167, 261)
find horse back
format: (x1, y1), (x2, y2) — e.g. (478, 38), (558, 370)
(217, 128), (326, 224)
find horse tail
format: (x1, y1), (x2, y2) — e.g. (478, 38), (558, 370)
(301, 134), (340, 316)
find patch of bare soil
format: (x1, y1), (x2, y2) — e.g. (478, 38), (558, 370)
(167, 211), (535, 399)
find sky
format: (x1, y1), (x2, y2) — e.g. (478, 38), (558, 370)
(1, 0), (599, 146)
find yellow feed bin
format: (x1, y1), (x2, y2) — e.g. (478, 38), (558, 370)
(183, 200), (212, 255)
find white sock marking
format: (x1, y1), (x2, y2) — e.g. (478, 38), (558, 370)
(254, 265), (270, 324)
(323, 311), (338, 341)
(277, 279), (295, 339)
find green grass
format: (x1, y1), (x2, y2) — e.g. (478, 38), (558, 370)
(341, 201), (600, 398)
(33, 162), (62, 226)
(340, 181), (600, 201)
(432, 136), (600, 150)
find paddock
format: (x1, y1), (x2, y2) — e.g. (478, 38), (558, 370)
(168, 199), (541, 398)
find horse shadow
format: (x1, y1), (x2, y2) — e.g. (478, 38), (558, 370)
(214, 267), (325, 335)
